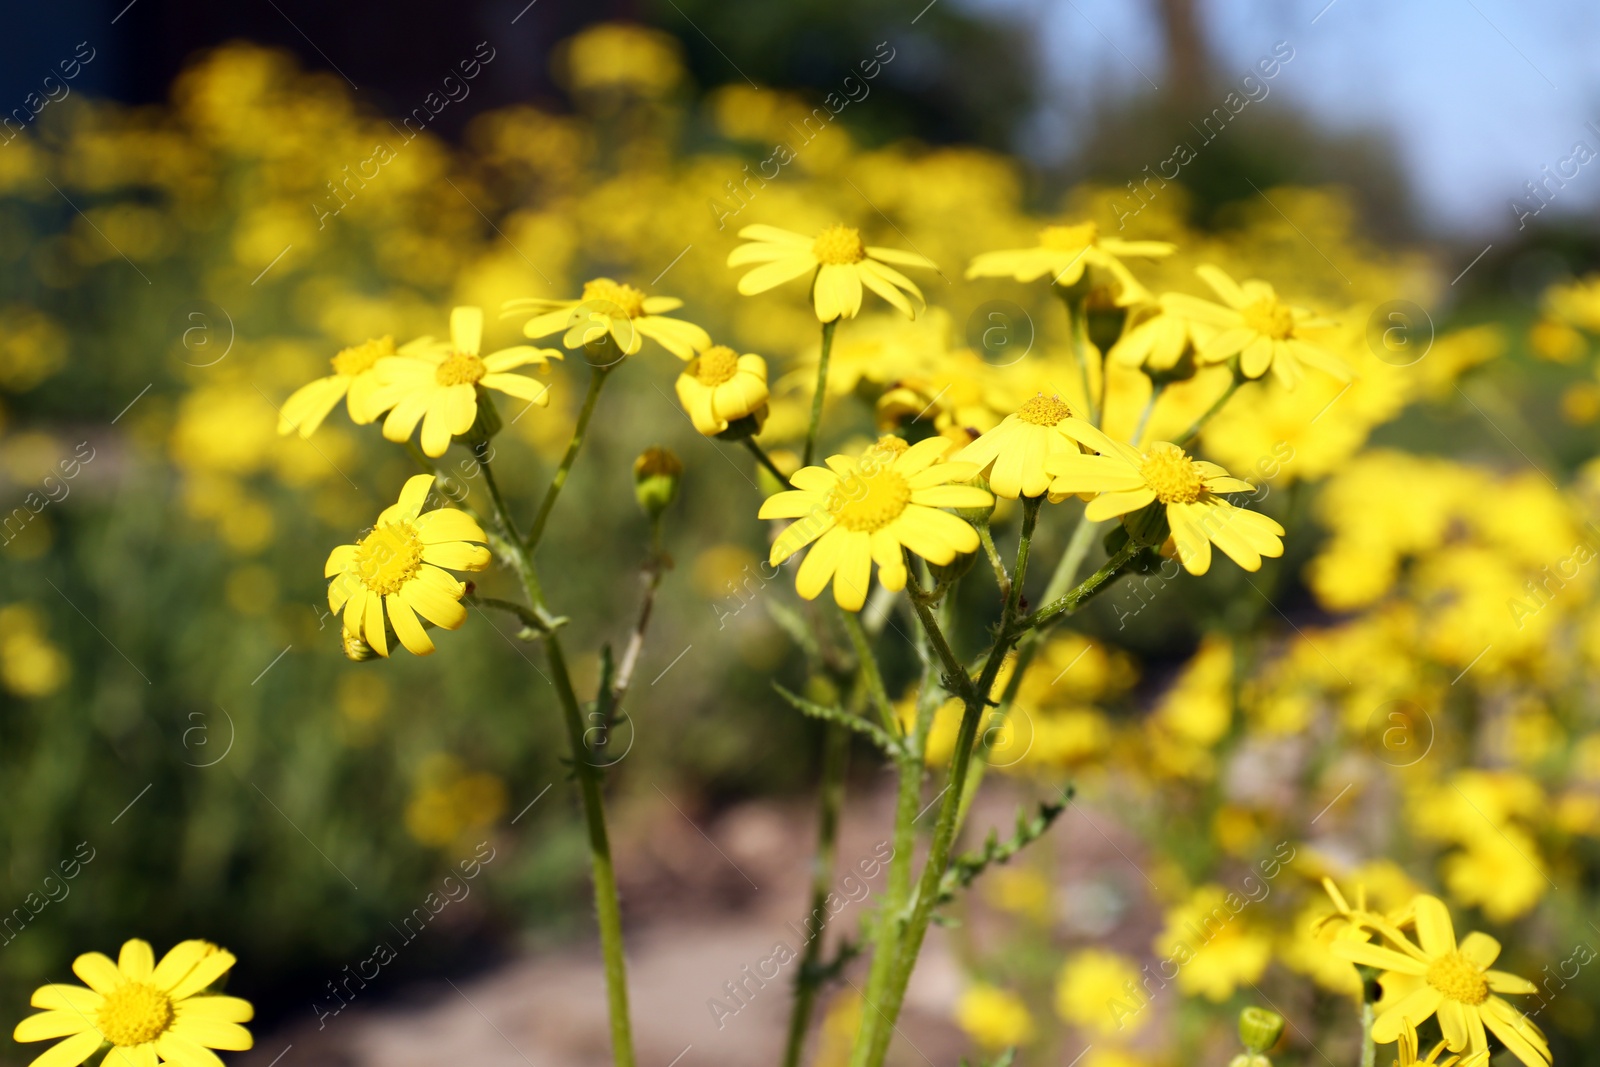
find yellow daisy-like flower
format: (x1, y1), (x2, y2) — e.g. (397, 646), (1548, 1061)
(508, 278), (711, 361)
(1044, 423), (1284, 575)
(376, 306), (560, 458)
(727, 223), (937, 322)
(758, 436), (992, 611)
(1162, 265), (1350, 386)
(13, 938), (253, 1067)
(954, 394), (1087, 500)
(675, 346), (768, 436)
(966, 221), (1174, 305)
(1330, 894), (1548, 1067)
(277, 336), (434, 438)
(325, 474), (490, 657)
(1109, 306), (1217, 374)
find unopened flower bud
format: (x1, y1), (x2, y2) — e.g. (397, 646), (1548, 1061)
(956, 476), (996, 526)
(342, 629), (377, 662)
(1238, 1007), (1285, 1054)
(633, 446), (682, 519)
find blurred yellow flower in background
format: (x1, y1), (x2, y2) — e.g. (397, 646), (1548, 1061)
(1055, 948), (1148, 1036)
(1163, 265), (1349, 386)
(967, 220), (1174, 305)
(955, 984), (1035, 1049)
(405, 754), (509, 847)
(0, 604), (69, 698)
(511, 279), (710, 361)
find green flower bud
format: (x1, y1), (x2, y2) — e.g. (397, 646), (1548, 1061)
(633, 446), (682, 519)
(1238, 1007), (1285, 1054)
(956, 476), (996, 526)
(1121, 499), (1171, 547)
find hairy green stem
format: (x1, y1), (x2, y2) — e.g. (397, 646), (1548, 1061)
(545, 634), (636, 1067)
(1177, 370), (1243, 449)
(841, 608), (899, 738)
(780, 719), (851, 1067)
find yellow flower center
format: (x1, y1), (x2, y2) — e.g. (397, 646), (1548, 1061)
(812, 224), (866, 265)
(826, 466), (911, 532)
(1039, 222), (1099, 251)
(581, 278), (647, 318)
(1141, 447), (1205, 503)
(1425, 951), (1489, 1005)
(435, 352), (487, 386)
(1242, 298), (1296, 340)
(1016, 395), (1072, 426)
(865, 435), (909, 462)
(331, 336), (395, 377)
(96, 981), (174, 1047)
(354, 522), (425, 596)
(690, 346), (739, 386)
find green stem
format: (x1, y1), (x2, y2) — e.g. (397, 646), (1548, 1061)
(977, 524), (1010, 602)
(853, 500), (1041, 1067)
(1176, 369), (1243, 449)
(526, 364), (611, 552)
(841, 608), (899, 738)
(1133, 381), (1165, 446)
(1062, 292), (1096, 425)
(473, 449), (634, 1067)
(1359, 1000), (1376, 1067)
(546, 634), (636, 1067)
(780, 720), (851, 1067)
(742, 436), (790, 485)
(1020, 538), (1142, 632)
(804, 318), (839, 468)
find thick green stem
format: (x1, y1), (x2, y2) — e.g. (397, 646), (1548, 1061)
(546, 634), (636, 1067)
(852, 500), (1041, 1067)
(780, 721), (851, 1067)
(526, 364), (611, 552)
(474, 446), (634, 1067)
(804, 319), (839, 468)
(1359, 1000), (1376, 1067)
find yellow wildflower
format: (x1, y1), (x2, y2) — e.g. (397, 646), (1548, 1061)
(728, 223), (937, 322)
(13, 939), (253, 1067)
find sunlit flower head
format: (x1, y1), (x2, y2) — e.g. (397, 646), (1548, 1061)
(376, 306), (560, 457)
(758, 436), (991, 610)
(1162, 265), (1350, 387)
(675, 346), (769, 436)
(728, 223), (937, 322)
(508, 278), (711, 361)
(1045, 423), (1284, 574)
(954, 393), (1089, 500)
(1329, 892), (1548, 1067)
(13, 938), (253, 1067)
(278, 336), (434, 438)
(966, 221), (1175, 306)
(326, 474), (490, 657)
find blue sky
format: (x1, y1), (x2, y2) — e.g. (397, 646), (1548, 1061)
(977, 0), (1600, 236)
